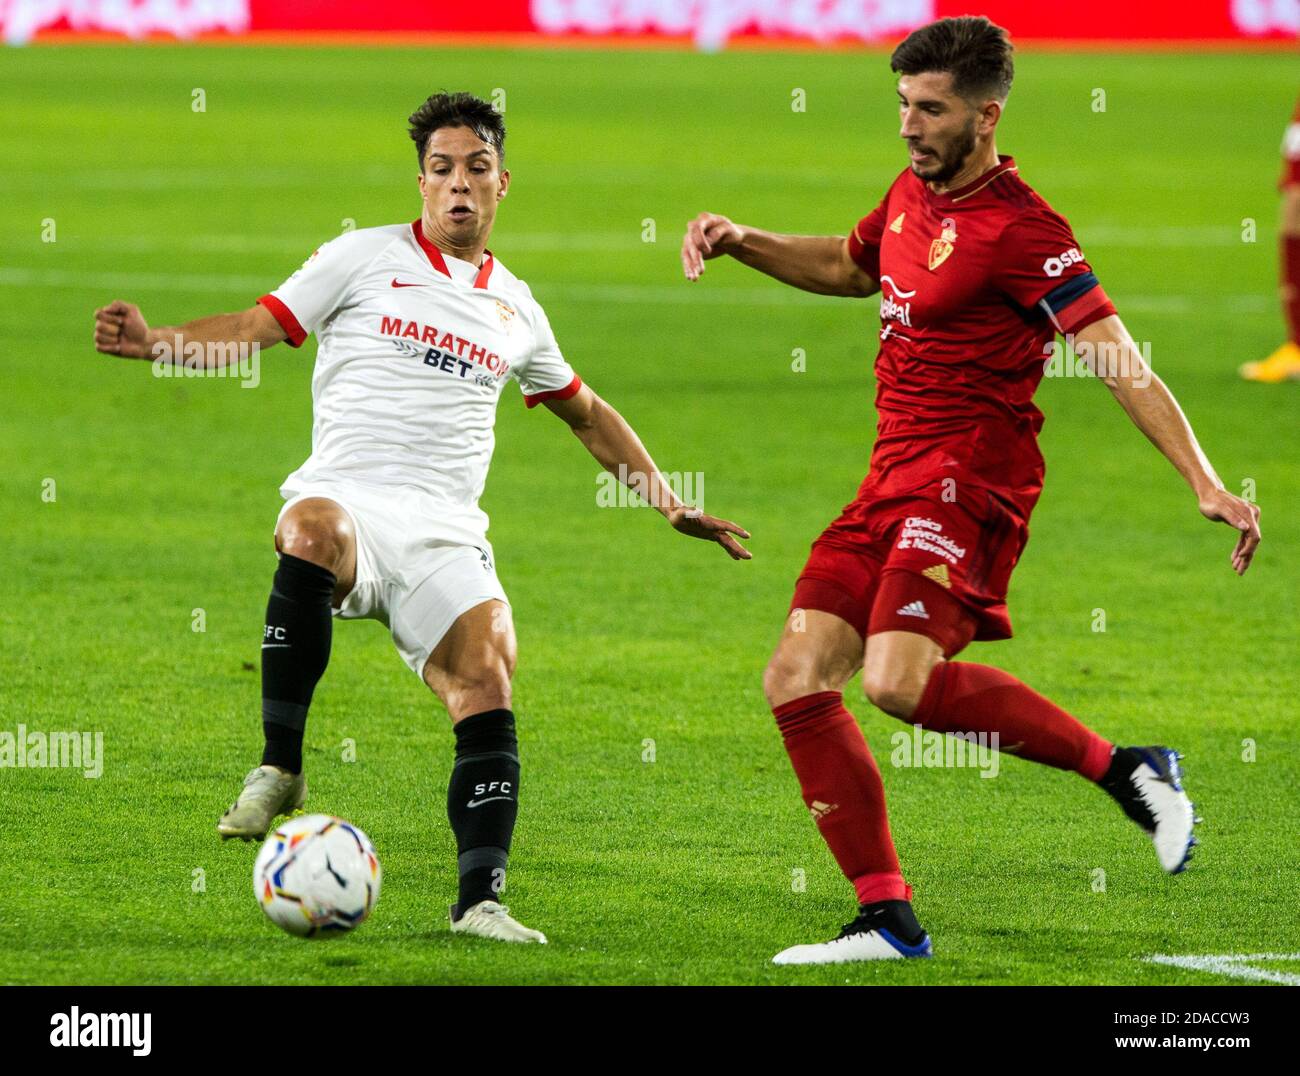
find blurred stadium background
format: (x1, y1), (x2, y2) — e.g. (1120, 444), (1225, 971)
(2, 0), (1299, 46)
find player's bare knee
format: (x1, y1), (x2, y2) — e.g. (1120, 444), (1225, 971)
(478, 643), (516, 693)
(426, 647), (513, 717)
(277, 527), (337, 570)
(449, 670), (513, 716)
(863, 631), (944, 718)
(863, 669), (926, 719)
(763, 646), (845, 709)
(277, 513), (352, 575)
(762, 649), (806, 708)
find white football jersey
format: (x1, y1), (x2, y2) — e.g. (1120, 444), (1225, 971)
(259, 221), (581, 545)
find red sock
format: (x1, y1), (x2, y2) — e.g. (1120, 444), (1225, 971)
(912, 663), (1113, 781)
(773, 691), (911, 905)
(1283, 235), (1300, 345)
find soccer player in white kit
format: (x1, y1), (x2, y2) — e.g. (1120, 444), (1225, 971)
(92, 92), (751, 944)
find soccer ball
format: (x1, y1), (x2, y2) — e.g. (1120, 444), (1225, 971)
(253, 814), (382, 938)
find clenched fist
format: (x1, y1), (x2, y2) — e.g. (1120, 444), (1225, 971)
(93, 300), (152, 359)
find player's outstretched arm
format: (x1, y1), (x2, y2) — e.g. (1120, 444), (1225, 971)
(92, 300), (288, 365)
(543, 383), (752, 561)
(680, 212), (879, 297)
(1071, 314), (1261, 575)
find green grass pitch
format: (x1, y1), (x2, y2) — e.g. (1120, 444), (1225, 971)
(0, 43), (1295, 986)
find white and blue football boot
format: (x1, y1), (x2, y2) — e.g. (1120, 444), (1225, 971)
(1099, 745), (1200, 873)
(772, 901), (932, 965)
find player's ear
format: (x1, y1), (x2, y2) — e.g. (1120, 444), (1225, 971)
(979, 99), (1003, 136)
(497, 168), (510, 201)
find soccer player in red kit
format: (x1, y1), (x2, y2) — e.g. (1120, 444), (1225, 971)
(681, 16), (1262, 964)
(1240, 93), (1300, 381)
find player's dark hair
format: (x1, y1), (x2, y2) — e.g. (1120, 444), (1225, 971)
(408, 91), (506, 167)
(890, 16), (1015, 103)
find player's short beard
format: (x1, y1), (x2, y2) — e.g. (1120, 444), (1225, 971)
(913, 117), (978, 184)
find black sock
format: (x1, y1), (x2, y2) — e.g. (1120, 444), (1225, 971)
(260, 552), (335, 775)
(446, 708), (520, 919)
(1099, 745), (1141, 790)
(1097, 746), (1157, 830)
(856, 900), (926, 946)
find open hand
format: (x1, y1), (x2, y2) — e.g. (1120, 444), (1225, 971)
(667, 506), (752, 560)
(681, 212), (744, 282)
(1198, 488), (1261, 575)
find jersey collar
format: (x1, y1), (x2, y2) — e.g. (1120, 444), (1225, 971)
(410, 220), (494, 289)
(925, 154), (1018, 207)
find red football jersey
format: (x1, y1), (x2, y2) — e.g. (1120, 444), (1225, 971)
(848, 155), (1115, 521)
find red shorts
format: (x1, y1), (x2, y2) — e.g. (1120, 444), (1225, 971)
(790, 484), (1029, 658)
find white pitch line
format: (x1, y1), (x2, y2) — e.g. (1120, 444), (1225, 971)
(0, 265), (1275, 315)
(1146, 953), (1300, 986)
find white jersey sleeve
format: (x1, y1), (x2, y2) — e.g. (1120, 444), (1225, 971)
(513, 291), (582, 408)
(258, 230), (389, 347)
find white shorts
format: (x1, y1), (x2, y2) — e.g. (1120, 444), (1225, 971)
(275, 482), (509, 678)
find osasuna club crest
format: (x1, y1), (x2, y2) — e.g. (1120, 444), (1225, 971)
(928, 217), (958, 271)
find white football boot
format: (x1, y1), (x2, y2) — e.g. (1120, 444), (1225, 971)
(1100, 746), (1200, 873)
(217, 765), (307, 841)
(449, 900), (548, 944)
(773, 903), (932, 965)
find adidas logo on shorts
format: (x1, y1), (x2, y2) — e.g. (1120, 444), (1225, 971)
(896, 600), (929, 619)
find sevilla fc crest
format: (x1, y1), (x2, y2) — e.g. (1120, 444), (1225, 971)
(928, 217), (958, 271)
(496, 300), (516, 327)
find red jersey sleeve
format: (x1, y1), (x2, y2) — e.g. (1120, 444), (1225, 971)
(847, 198), (888, 281)
(992, 207), (1115, 336)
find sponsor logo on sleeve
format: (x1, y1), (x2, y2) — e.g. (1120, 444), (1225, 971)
(1042, 247), (1085, 277)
